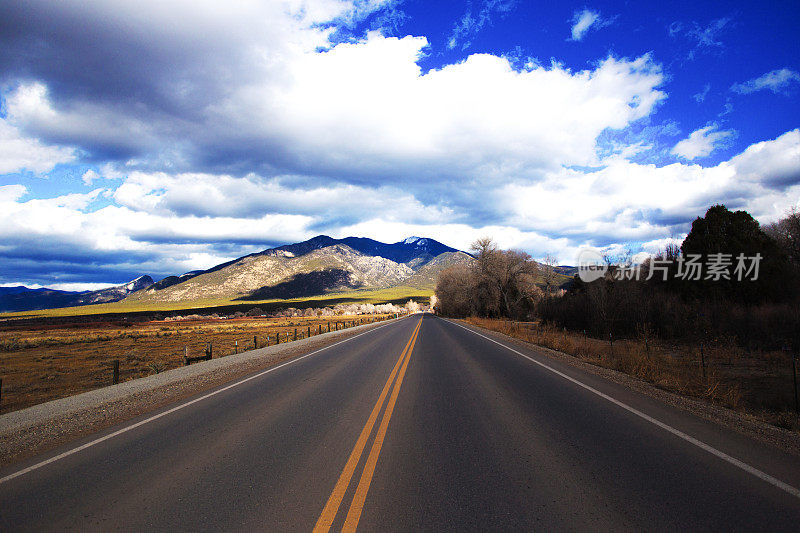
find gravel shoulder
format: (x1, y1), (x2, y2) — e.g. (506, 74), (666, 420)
(460, 319), (800, 458)
(0, 318), (397, 469)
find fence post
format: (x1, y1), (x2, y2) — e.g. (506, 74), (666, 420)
(112, 360), (120, 384)
(700, 343), (706, 379)
(794, 351), (798, 414)
(235, 340), (238, 354)
(787, 345), (798, 414)
(184, 346), (188, 365)
(254, 335), (258, 349)
(294, 328), (298, 341)
(308, 326), (311, 338)
(276, 332), (280, 344)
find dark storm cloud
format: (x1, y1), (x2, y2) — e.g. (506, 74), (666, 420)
(0, 258), (149, 286)
(0, 1), (268, 169)
(128, 232), (279, 248)
(0, 2), (239, 117)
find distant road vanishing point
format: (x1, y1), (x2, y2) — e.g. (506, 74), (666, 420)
(2, 314), (800, 531)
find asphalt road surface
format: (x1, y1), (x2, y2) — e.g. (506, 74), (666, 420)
(2, 314), (800, 531)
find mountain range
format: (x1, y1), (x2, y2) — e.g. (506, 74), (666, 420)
(0, 236), (472, 312)
(0, 276), (154, 313)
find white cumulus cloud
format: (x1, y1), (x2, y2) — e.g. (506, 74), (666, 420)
(570, 9), (613, 41)
(0, 116), (75, 175)
(671, 125), (734, 160)
(731, 68), (800, 95)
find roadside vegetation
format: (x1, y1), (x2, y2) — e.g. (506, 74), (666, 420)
(436, 205), (800, 432)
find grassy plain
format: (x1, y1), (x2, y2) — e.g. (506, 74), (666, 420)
(0, 314), (392, 414)
(0, 286), (432, 320)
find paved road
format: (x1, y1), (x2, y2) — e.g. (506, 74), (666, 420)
(2, 314), (800, 531)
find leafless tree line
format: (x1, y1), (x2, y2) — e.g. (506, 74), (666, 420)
(435, 237), (557, 319)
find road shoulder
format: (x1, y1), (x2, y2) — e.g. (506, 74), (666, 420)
(452, 318), (800, 458)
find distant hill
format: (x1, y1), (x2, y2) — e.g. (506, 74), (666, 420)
(128, 236), (470, 305)
(0, 276), (153, 312)
(263, 235), (458, 265)
(555, 265), (578, 277)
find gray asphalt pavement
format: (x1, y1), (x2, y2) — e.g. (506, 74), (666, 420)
(1, 314), (799, 531)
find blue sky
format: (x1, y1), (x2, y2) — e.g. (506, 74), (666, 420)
(0, 0), (798, 289)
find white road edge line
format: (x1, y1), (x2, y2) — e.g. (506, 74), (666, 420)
(448, 319), (800, 500)
(0, 318), (405, 485)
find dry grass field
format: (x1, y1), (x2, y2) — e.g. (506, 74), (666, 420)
(0, 314), (392, 414)
(465, 317), (800, 433)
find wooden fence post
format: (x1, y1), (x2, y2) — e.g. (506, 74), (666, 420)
(793, 350), (798, 414)
(786, 345), (798, 414)
(700, 342), (706, 379)
(308, 326), (311, 338)
(254, 335), (258, 349)
(294, 328), (298, 341)
(112, 360), (120, 384)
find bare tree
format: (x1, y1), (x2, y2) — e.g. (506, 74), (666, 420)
(435, 237), (544, 319)
(765, 207), (800, 267)
(469, 237), (503, 316)
(434, 264), (475, 317)
(540, 253), (559, 296)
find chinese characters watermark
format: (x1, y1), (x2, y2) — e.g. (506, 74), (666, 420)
(576, 249), (762, 283)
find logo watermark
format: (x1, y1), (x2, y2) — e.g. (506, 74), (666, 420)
(577, 248), (608, 282)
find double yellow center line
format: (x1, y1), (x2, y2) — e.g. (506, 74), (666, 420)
(314, 318), (422, 533)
